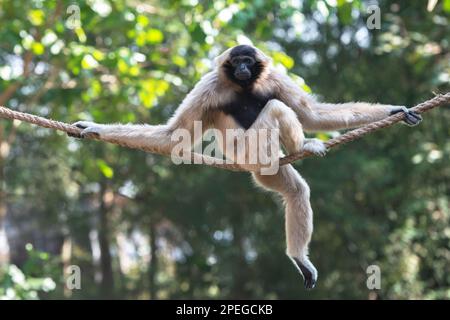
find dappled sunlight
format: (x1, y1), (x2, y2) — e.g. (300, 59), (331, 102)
(0, 0), (448, 300)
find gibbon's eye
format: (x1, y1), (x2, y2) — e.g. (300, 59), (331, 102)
(243, 57), (255, 66)
(230, 57), (240, 66)
(230, 56), (255, 67)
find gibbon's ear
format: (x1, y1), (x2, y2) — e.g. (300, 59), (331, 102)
(253, 47), (272, 66)
(214, 48), (232, 68)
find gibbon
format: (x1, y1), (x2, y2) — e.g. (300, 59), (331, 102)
(72, 45), (421, 289)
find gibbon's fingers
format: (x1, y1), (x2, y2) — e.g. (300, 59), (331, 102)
(405, 111), (422, 126)
(67, 132), (82, 139)
(390, 107), (423, 126)
(291, 257), (318, 289)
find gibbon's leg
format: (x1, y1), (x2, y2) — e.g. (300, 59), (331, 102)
(301, 102), (422, 132)
(246, 99), (327, 157)
(219, 99), (327, 173)
(247, 99), (319, 289)
(252, 165), (317, 289)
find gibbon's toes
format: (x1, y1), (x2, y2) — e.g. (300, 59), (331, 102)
(70, 121), (103, 138)
(68, 121), (94, 138)
(73, 121), (90, 130)
(292, 257), (318, 290)
(303, 138), (327, 157)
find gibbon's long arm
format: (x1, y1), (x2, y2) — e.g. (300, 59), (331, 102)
(272, 72), (421, 132)
(72, 73), (217, 152)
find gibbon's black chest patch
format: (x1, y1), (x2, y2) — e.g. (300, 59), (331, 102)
(222, 92), (274, 129)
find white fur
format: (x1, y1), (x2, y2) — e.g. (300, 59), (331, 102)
(74, 45), (403, 287)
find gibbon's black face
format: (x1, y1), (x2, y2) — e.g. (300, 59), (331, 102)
(224, 45), (264, 87)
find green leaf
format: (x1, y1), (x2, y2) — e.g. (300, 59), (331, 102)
(90, 79), (102, 97)
(31, 42), (45, 55)
(81, 54), (99, 69)
(97, 160), (114, 178)
(172, 55), (187, 68)
(139, 79), (170, 108)
(28, 9), (45, 26)
(75, 27), (87, 43)
(137, 14), (149, 27)
(92, 49), (105, 61)
(444, 0), (450, 12)
(272, 52), (295, 69)
(189, 24), (206, 43)
(302, 83), (312, 93)
(337, 2), (353, 25)
(136, 32), (146, 46)
(129, 66), (140, 76)
(146, 29), (164, 44)
(315, 132), (331, 141)
(118, 59), (129, 73)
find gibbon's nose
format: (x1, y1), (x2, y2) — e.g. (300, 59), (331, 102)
(234, 64), (252, 80)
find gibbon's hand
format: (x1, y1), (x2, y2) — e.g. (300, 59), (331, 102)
(71, 121), (104, 138)
(292, 257), (318, 290)
(390, 106), (423, 126)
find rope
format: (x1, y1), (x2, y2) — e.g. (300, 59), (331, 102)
(0, 92), (448, 172)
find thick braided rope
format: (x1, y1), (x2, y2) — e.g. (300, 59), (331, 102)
(0, 92), (448, 172)
(280, 92), (450, 166)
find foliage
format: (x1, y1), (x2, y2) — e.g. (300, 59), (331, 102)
(0, 245), (58, 299)
(0, 0), (448, 299)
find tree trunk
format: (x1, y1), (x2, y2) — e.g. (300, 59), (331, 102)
(61, 236), (73, 298)
(230, 210), (250, 299)
(98, 181), (114, 298)
(0, 153), (10, 264)
(148, 218), (158, 299)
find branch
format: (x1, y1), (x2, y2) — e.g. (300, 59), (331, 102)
(0, 51), (33, 106)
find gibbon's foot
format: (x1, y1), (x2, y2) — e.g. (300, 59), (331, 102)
(291, 257), (318, 289)
(302, 138), (327, 157)
(390, 106), (422, 126)
(72, 121), (103, 139)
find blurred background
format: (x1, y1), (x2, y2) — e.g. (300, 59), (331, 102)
(0, 0), (449, 299)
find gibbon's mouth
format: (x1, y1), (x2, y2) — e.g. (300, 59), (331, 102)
(234, 71), (251, 80)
